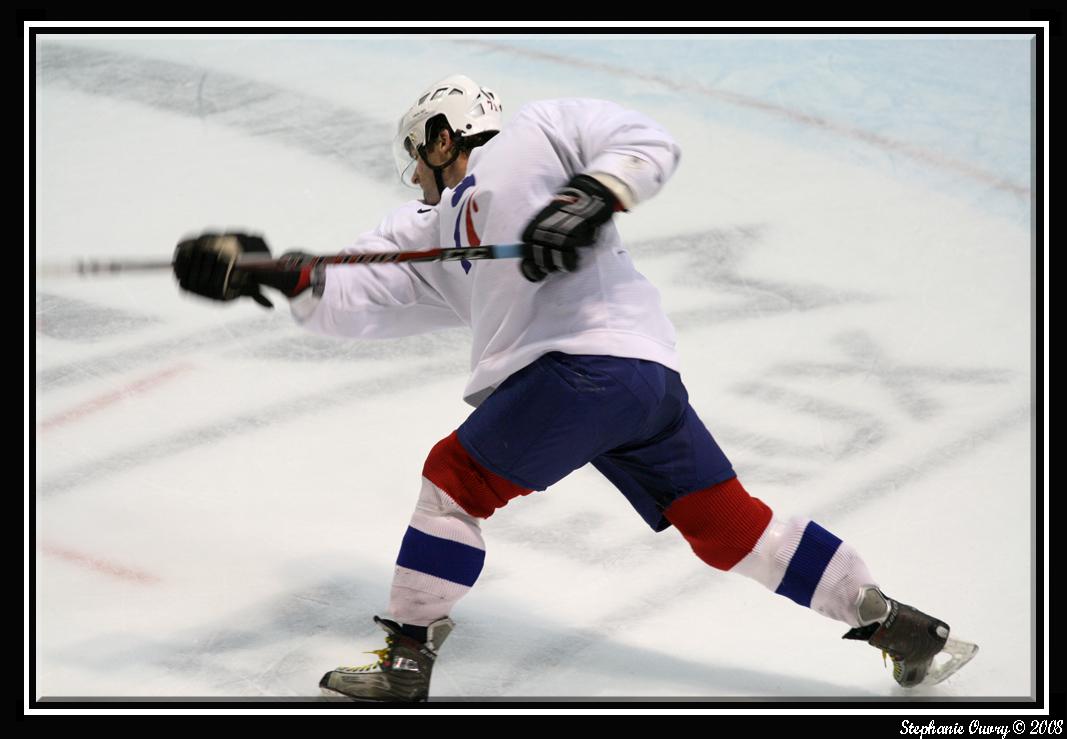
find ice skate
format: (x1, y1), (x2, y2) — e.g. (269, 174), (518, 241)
(843, 587), (978, 687)
(319, 616), (454, 702)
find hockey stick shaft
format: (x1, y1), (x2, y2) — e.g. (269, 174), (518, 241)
(245, 243), (527, 270)
(35, 258), (176, 278)
(35, 244), (528, 278)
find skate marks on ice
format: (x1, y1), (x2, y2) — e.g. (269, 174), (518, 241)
(767, 331), (1016, 422)
(35, 313), (282, 393)
(742, 375), (881, 453)
(36, 292), (160, 343)
(448, 587), (879, 699)
(34, 306), (464, 395)
(35, 569), (860, 699)
(37, 363), (195, 434)
(627, 227), (880, 327)
(813, 403), (1030, 522)
(35, 355), (468, 499)
(51, 573), (809, 700)
(170, 578), (383, 698)
(441, 617), (868, 699)
(35, 42), (397, 184)
(479, 505), (680, 577)
(36, 575), (387, 698)
(714, 329), (1018, 486)
(245, 327), (469, 365)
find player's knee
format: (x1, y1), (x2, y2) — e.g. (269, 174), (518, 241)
(665, 477), (773, 570)
(422, 431), (533, 519)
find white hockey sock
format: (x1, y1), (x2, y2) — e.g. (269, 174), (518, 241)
(389, 476), (486, 627)
(730, 516), (878, 627)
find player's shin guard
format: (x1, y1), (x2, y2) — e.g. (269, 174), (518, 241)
(389, 431), (533, 626)
(732, 515), (879, 627)
(389, 476), (486, 626)
(665, 477), (878, 627)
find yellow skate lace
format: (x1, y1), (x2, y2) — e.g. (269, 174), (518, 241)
(881, 649), (907, 682)
(339, 637), (395, 673)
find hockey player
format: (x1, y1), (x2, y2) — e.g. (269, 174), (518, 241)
(173, 74), (977, 701)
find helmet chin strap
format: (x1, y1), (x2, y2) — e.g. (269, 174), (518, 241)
(419, 140), (463, 195)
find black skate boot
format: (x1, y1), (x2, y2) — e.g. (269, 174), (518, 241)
(843, 587), (977, 687)
(319, 616), (454, 702)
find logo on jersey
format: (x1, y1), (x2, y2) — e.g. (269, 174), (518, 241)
(451, 174), (479, 274)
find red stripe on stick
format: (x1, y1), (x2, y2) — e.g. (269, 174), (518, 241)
(37, 363), (194, 433)
(39, 543), (160, 585)
(395, 248), (443, 263)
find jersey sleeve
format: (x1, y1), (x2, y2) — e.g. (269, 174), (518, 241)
(289, 205), (465, 339)
(516, 99), (682, 208)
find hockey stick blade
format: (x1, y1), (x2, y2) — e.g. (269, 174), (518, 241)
(921, 637), (979, 686)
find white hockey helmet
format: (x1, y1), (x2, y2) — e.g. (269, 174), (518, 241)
(392, 74), (502, 187)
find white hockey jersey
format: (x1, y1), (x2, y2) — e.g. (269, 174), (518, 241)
(292, 98), (682, 406)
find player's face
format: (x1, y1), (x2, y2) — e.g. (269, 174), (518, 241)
(412, 153), (441, 206)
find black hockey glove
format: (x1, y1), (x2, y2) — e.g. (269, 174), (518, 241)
(173, 234), (318, 309)
(519, 174), (619, 283)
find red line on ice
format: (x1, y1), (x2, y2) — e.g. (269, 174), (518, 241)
(37, 363), (194, 433)
(39, 543), (160, 585)
(465, 41), (1029, 198)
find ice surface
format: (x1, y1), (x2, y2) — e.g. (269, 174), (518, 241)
(32, 33), (1037, 703)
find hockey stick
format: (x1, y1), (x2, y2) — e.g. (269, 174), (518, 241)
(35, 244), (529, 279)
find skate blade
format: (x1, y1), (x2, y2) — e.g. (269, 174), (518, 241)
(320, 685), (361, 701)
(319, 685), (426, 703)
(921, 637), (979, 686)
(319, 685), (388, 702)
